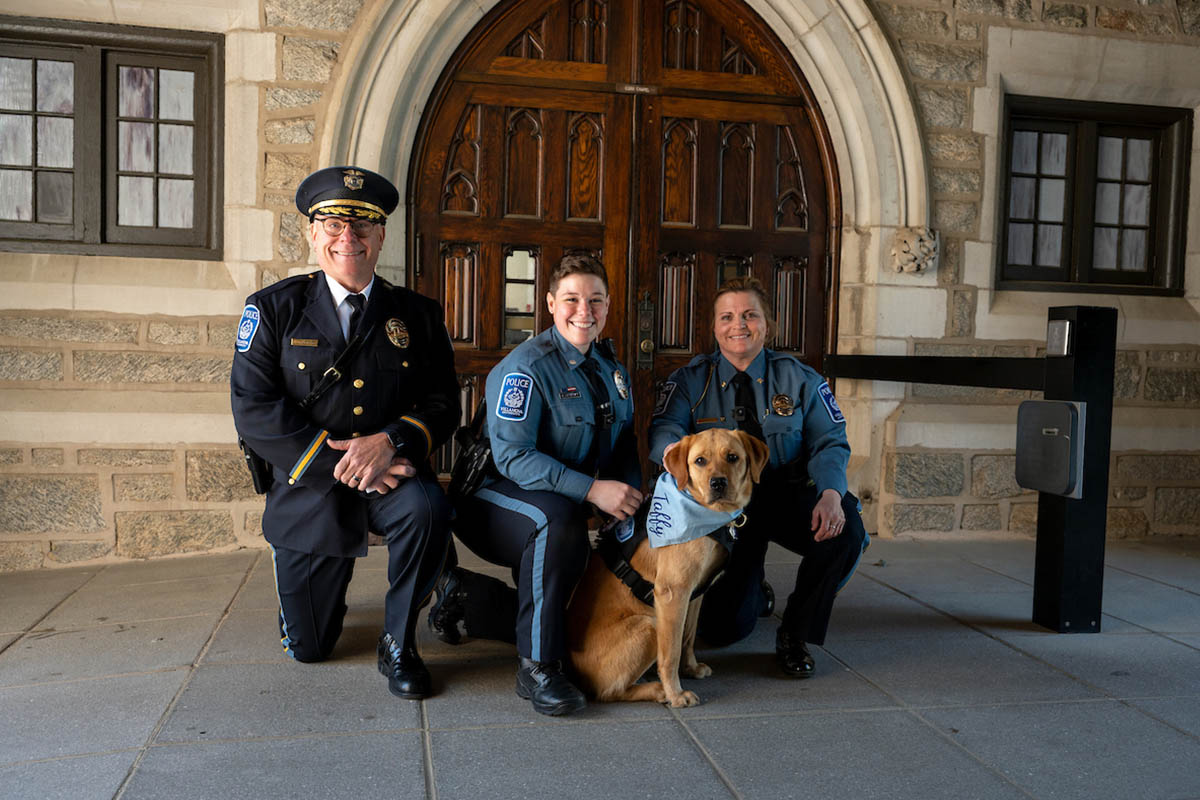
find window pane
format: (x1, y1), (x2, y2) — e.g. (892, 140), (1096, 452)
(1012, 131), (1037, 174)
(1040, 133), (1067, 176)
(505, 283), (535, 313)
(1123, 183), (1149, 226)
(1093, 227), (1117, 270)
(1009, 177), (1035, 219)
(0, 58), (32, 111)
(119, 66), (155, 118)
(158, 178), (193, 228)
(505, 249), (536, 279)
(36, 117), (73, 168)
(1036, 224), (1062, 267)
(158, 124), (193, 175)
(1095, 182), (1120, 225)
(36, 60), (73, 114)
(1120, 229), (1146, 271)
(0, 113), (32, 165)
(119, 121), (154, 172)
(1007, 222), (1033, 265)
(36, 171), (72, 223)
(1038, 178), (1064, 222)
(158, 70), (194, 121)
(1126, 138), (1151, 182)
(118, 175), (154, 226)
(0, 168), (32, 220)
(504, 316), (535, 346)
(1097, 136), (1123, 180)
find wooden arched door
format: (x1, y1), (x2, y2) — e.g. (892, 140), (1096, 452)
(409, 0), (838, 472)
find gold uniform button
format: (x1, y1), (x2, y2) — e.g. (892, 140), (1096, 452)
(298, 362), (306, 370)
(353, 406), (364, 415)
(353, 379), (364, 388)
(351, 432), (361, 438)
(288, 478), (296, 485)
(402, 361), (409, 368)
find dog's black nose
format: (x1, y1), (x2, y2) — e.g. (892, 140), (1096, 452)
(710, 476), (727, 495)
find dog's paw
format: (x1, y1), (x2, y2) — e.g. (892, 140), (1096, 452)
(680, 662), (712, 679)
(667, 690), (701, 708)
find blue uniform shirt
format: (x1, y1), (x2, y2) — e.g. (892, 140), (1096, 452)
(485, 326), (641, 502)
(649, 348), (850, 497)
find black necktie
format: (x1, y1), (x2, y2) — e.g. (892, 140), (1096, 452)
(731, 372), (764, 441)
(578, 358), (614, 474)
(345, 293), (366, 342)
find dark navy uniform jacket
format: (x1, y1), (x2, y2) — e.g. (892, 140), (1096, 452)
(649, 348), (849, 497)
(230, 271), (459, 558)
(484, 326), (641, 500)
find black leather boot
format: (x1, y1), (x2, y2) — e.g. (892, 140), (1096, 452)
(775, 630), (815, 679)
(515, 657), (586, 716)
(377, 631), (432, 699)
(426, 566), (467, 645)
(760, 579), (775, 617)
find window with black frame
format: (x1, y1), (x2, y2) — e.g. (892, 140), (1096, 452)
(0, 17), (222, 259)
(999, 96), (1191, 295)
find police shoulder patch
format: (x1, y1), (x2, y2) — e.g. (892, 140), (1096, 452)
(652, 381), (677, 417)
(817, 381), (845, 424)
(236, 304), (260, 353)
(496, 372), (534, 421)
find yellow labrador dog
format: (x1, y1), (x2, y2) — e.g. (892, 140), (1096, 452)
(567, 428), (768, 707)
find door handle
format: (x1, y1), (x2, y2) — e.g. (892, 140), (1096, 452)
(640, 339), (654, 354)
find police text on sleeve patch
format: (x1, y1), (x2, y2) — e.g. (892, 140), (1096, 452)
(496, 372), (534, 421)
(652, 381), (677, 417)
(236, 305), (260, 353)
(817, 382), (845, 424)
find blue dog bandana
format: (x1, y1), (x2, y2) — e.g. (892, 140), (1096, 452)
(645, 472), (743, 549)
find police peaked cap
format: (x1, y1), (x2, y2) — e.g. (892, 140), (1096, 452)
(295, 166), (400, 223)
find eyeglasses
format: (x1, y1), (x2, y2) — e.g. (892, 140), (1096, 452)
(314, 217), (379, 237)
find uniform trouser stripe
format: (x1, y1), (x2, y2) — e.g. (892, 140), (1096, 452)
(475, 487), (549, 661)
(267, 544), (295, 659)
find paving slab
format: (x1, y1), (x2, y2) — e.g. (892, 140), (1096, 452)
(1126, 695), (1200, 738)
(824, 575), (979, 640)
(919, 700), (1200, 800)
(156, 662), (421, 742)
(0, 567), (98, 631)
(1097, 582), (1200, 633)
(860, 555), (1030, 596)
(1105, 539), (1200, 593)
(0, 634), (18, 652)
(86, 551), (256, 589)
(0, 614), (219, 686)
(38, 572), (246, 630)
(123, 733), (425, 800)
(227, 556), (280, 612)
(688, 709), (1029, 800)
(0, 670), (187, 762)
(0, 751), (137, 800)
(915, 590), (1141, 635)
(431, 720), (731, 800)
(202, 606), (290, 664)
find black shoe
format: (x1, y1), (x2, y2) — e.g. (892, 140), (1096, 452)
(775, 631), (815, 679)
(760, 579), (775, 617)
(377, 632), (432, 699)
(427, 566), (467, 645)
(515, 657), (586, 716)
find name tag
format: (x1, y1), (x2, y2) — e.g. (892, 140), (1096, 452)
(290, 338), (319, 347)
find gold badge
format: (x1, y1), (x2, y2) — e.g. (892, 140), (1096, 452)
(385, 318), (410, 349)
(772, 393), (795, 416)
(613, 369), (629, 400)
(343, 169), (365, 190)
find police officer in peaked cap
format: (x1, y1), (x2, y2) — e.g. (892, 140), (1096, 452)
(231, 166), (459, 699)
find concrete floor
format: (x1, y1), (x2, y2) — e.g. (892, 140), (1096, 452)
(2, 535), (1199, 800)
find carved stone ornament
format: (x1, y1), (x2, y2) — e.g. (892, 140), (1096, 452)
(891, 226), (938, 273)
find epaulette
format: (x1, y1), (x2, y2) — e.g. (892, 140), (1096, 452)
(253, 271), (316, 299)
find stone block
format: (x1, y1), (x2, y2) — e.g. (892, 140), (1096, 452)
(1113, 350), (1141, 400)
(0, 348), (63, 381)
(994, 345), (1031, 357)
(115, 511), (235, 558)
(932, 167), (981, 195)
(950, 290), (973, 337)
(0, 449), (22, 465)
(1146, 349), (1197, 363)
(0, 476), (105, 532)
(265, 118), (316, 145)
(47, 539), (113, 564)
(0, 541), (43, 572)
(1116, 455), (1200, 482)
(114, 474), (175, 502)
(1143, 368), (1200, 403)
(934, 201), (978, 234)
(187, 451), (257, 502)
(1096, 8), (1174, 34)
(928, 133), (981, 163)
(1107, 507), (1149, 538)
(888, 452), (965, 497)
(78, 449), (174, 467)
(889, 503), (955, 532)
(245, 509), (264, 537)
(957, 0), (1004, 15)
(264, 152), (312, 191)
(1112, 485), (1147, 501)
(1154, 487), (1200, 525)
(1006, 0), (1035, 21)
(956, 22), (980, 39)
(148, 322), (200, 345)
(1182, 0), (1200, 36)
(279, 213), (308, 263)
(878, 4), (951, 36)
(281, 36), (341, 82)
(972, 455), (1025, 498)
(961, 503), (1001, 529)
(31, 448), (64, 466)
(0, 316), (139, 343)
(917, 85), (970, 130)
(265, 88), (324, 111)
(266, 0), (365, 31)
(73, 352), (230, 384)
(1043, 2), (1088, 26)
(900, 41), (983, 82)
(1009, 503), (1037, 534)
(938, 237), (962, 285)
(208, 320), (240, 350)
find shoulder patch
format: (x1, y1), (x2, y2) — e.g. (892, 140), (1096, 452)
(817, 382), (845, 424)
(496, 372), (534, 421)
(652, 381), (677, 417)
(236, 305), (260, 353)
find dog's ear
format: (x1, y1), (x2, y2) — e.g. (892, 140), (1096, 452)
(738, 431), (770, 484)
(663, 435), (692, 491)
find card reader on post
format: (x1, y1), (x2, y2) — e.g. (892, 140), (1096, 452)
(1015, 400), (1086, 499)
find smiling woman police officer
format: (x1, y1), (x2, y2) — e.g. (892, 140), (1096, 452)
(230, 166), (459, 700)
